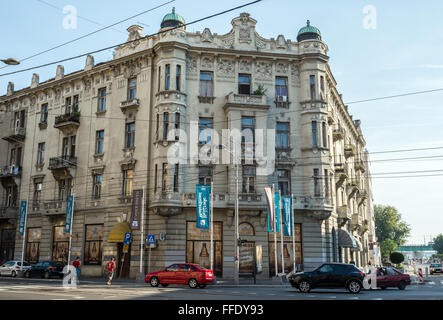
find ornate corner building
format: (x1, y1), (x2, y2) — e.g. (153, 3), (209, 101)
(0, 9), (378, 278)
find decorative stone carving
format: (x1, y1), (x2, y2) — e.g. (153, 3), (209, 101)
(85, 55), (94, 71)
(186, 54), (197, 75)
(82, 77), (92, 92)
(255, 33), (266, 49)
(276, 62), (288, 74)
(290, 63), (301, 86)
(239, 59), (251, 72)
(201, 28), (213, 43)
(219, 31), (234, 49)
(255, 61), (272, 80)
(201, 56), (214, 69)
(123, 61), (141, 79)
(31, 73), (39, 88)
(217, 57), (235, 78)
(56, 65), (64, 80)
(276, 35), (287, 49)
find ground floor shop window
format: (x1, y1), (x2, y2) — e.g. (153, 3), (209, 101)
(186, 221), (222, 277)
(84, 224), (104, 265)
(0, 229), (15, 264)
(268, 223), (303, 276)
(26, 228), (41, 263)
(52, 226), (69, 263)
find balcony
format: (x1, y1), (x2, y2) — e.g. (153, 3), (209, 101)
(223, 93), (269, 112)
(276, 148), (294, 164)
(120, 98), (140, 114)
(347, 179), (359, 197)
(332, 126), (345, 141)
(337, 205), (350, 227)
(2, 127), (26, 143)
(54, 112), (80, 133)
(0, 206), (18, 220)
(351, 213), (362, 231)
(39, 200), (74, 216)
(48, 156), (77, 180)
(0, 165), (22, 188)
(355, 159), (366, 172)
(344, 144), (356, 158)
(357, 189), (368, 206)
(274, 96), (290, 109)
(334, 160), (348, 187)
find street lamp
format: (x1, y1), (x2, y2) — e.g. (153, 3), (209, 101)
(1, 58), (20, 65)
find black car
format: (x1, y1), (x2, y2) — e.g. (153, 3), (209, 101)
(25, 261), (65, 279)
(288, 263), (365, 294)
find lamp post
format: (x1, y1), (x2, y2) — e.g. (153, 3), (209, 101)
(1, 58), (20, 65)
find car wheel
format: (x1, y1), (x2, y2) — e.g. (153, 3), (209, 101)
(25, 271), (30, 278)
(150, 277), (159, 287)
(188, 278), (198, 289)
(11, 271), (16, 278)
(44, 272), (50, 279)
(380, 286), (387, 290)
(398, 281), (406, 290)
(161, 283), (169, 287)
(347, 280), (362, 294)
(199, 284), (207, 289)
(298, 280), (311, 293)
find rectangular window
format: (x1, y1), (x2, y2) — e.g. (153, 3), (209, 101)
(173, 164), (179, 192)
(33, 180), (42, 203)
(6, 186), (17, 207)
(128, 77), (137, 100)
(70, 136), (76, 157)
(52, 226), (69, 263)
(165, 64), (170, 91)
(163, 112), (169, 140)
(158, 66), (161, 92)
(320, 75), (325, 99)
(276, 122), (289, 149)
(242, 166), (256, 193)
(154, 164), (158, 193)
(238, 74), (251, 95)
(122, 169), (133, 197)
(58, 178), (72, 201)
(198, 166), (212, 186)
(322, 122), (327, 148)
(125, 122), (135, 148)
(176, 65), (181, 91)
(277, 169), (290, 195)
(26, 228), (41, 264)
(162, 163), (168, 192)
(310, 75), (316, 100)
(20, 110), (25, 128)
(200, 72), (213, 98)
(98, 88), (107, 112)
(37, 143), (45, 165)
(62, 137), (69, 157)
(84, 224), (104, 265)
(41, 104), (48, 123)
(324, 169), (329, 198)
(92, 174), (102, 200)
(65, 97), (72, 114)
(156, 114), (160, 140)
(175, 113), (180, 141)
(95, 130), (104, 154)
(199, 118), (213, 144)
(312, 121), (318, 147)
(314, 169), (320, 197)
(241, 116), (255, 143)
(275, 77), (288, 99)
(16, 147), (22, 167)
(73, 95), (79, 111)
(9, 148), (16, 167)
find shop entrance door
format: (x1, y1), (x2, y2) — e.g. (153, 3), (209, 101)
(239, 241), (255, 275)
(0, 229), (15, 264)
(116, 243), (131, 278)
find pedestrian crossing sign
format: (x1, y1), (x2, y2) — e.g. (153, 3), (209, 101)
(147, 234), (156, 245)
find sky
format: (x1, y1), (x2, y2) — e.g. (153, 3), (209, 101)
(1, 0), (442, 244)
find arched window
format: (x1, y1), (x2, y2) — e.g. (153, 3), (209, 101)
(239, 222), (255, 236)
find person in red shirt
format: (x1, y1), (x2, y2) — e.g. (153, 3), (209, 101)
(73, 257), (80, 285)
(106, 257), (116, 286)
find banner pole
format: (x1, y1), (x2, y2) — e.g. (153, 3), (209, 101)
(67, 193), (75, 266)
(292, 194), (296, 272)
(210, 180), (214, 271)
(272, 185), (278, 277)
(280, 190), (284, 275)
(140, 186), (145, 275)
(20, 197), (29, 274)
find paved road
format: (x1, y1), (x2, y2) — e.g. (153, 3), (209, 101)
(0, 275), (442, 300)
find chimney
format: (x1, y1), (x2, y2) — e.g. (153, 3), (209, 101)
(354, 119), (361, 128)
(127, 25), (143, 42)
(31, 73), (39, 88)
(56, 65), (65, 80)
(85, 55), (94, 71)
(6, 82), (14, 96)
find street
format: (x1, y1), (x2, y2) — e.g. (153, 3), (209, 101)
(0, 275), (442, 300)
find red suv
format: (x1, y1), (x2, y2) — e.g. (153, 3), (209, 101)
(145, 263), (214, 289)
(376, 267), (411, 290)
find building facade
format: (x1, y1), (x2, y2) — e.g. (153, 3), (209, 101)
(0, 10), (376, 278)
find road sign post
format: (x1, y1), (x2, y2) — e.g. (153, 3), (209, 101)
(147, 235), (155, 274)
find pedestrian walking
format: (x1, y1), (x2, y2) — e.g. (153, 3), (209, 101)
(106, 257), (116, 286)
(73, 257), (81, 285)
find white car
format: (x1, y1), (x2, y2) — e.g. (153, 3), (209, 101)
(0, 261), (32, 277)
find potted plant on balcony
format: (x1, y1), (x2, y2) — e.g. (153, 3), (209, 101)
(253, 84), (267, 96)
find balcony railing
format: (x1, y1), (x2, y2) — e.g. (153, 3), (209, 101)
(48, 155), (77, 170)
(120, 98), (140, 113)
(0, 165), (21, 177)
(344, 144), (356, 158)
(332, 126), (345, 141)
(355, 159), (366, 172)
(224, 93), (268, 110)
(54, 112), (80, 132)
(2, 127), (26, 143)
(0, 206), (18, 219)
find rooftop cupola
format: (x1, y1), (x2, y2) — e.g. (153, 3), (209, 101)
(297, 20), (321, 42)
(160, 7), (185, 29)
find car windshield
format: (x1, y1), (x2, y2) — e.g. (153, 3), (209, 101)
(431, 264), (442, 267)
(192, 264), (207, 270)
(3, 262), (15, 267)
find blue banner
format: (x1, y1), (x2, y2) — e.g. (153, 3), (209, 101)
(65, 195), (74, 233)
(19, 200), (27, 236)
(282, 196), (293, 236)
(196, 185), (211, 229)
(275, 192), (280, 233)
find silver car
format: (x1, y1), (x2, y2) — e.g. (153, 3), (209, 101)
(0, 261), (32, 277)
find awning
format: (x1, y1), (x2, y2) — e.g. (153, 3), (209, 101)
(353, 238), (363, 251)
(107, 222), (131, 243)
(337, 229), (358, 249)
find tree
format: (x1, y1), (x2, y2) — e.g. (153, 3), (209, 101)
(390, 252), (404, 265)
(374, 205), (411, 257)
(433, 234), (443, 254)
(380, 239), (397, 258)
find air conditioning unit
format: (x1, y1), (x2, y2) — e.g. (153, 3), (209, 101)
(277, 96), (287, 102)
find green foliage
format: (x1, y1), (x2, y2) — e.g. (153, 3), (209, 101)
(432, 253), (443, 261)
(390, 251), (405, 265)
(253, 84), (267, 96)
(380, 239), (397, 257)
(374, 205), (411, 249)
(432, 234), (443, 254)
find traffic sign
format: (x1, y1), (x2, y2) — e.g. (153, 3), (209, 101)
(147, 234), (155, 245)
(123, 244), (129, 253)
(124, 232), (132, 245)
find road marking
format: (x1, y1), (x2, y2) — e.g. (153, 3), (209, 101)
(428, 282), (435, 285)
(266, 293), (276, 296)
(73, 296), (84, 299)
(440, 280), (443, 285)
(231, 291), (240, 294)
(372, 298), (382, 300)
(327, 296), (337, 299)
(248, 292), (257, 295)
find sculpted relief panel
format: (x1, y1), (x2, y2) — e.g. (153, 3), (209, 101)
(255, 60), (273, 81)
(217, 57), (235, 79)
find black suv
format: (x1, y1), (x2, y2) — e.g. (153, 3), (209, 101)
(25, 261), (65, 279)
(288, 263), (365, 294)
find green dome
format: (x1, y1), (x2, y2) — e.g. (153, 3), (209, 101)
(161, 7), (185, 29)
(297, 20), (321, 42)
